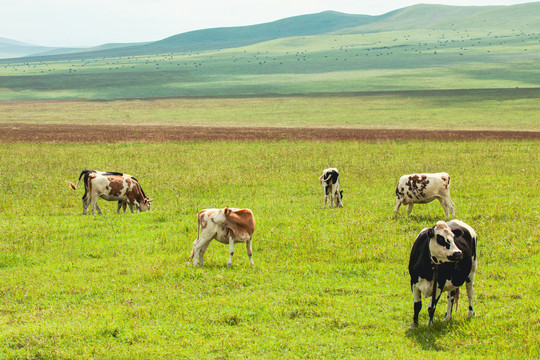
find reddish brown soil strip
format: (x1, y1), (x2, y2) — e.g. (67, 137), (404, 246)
(0, 124), (538, 143)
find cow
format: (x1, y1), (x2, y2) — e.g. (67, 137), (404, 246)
(189, 206), (255, 267)
(394, 172), (454, 218)
(409, 220), (477, 328)
(319, 168), (343, 208)
(66, 170), (152, 215)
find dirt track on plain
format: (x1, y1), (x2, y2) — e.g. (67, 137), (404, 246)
(0, 123), (538, 143)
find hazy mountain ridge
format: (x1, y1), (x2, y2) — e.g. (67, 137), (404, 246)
(2, 3), (539, 61)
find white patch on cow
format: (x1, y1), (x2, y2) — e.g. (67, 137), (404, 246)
(416, 278), (434, 298)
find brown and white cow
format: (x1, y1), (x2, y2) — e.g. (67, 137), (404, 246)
(189, 206), (255, 266)
(319, 168), (343, 208)
(67, 170), (152, 215)
(394, 172), (454, 218)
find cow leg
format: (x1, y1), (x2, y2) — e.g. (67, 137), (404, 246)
(246, 238), (254, 266)
(89, 196), (100, 215)
(407, 203), (414, 216)
(444, 289), (458, 322)
(117, 201), (123, 214)
(227, 236), (235, 267)
(198, 240), (212, 266)
(411, 286), (422, 328)
(393, 198), (402, 214)
(95, 203), (103, 215)
(82, 199), (90, 215)
(438, 198), (450, 219)
(192, 237), (212, 266)
(448, 198), (455, 219)
(466, 276), (476, 318)
(427, 288), (442, 327)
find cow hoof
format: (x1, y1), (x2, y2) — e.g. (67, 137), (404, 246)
(410, 322), (418, 329)
(443, 316), (452, 322)
(467, 311), (475, 318)
(227, 263), (232, 267)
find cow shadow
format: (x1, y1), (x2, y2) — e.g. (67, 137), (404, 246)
(405, 319), (466, 351)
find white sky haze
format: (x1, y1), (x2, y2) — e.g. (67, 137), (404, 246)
(1, 0), (537, 47)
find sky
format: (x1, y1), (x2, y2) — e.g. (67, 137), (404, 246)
(1, 0), (537, 48)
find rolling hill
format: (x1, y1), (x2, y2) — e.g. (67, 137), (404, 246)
(0, 37), (53, 59)
(4, 3), (540, 61)
(0, 3), (539, 100)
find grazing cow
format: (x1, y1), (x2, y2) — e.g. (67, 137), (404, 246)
(394, 172), (454, 218)
(66, 170), (152, 215)
(189, 206), (255, 267)
(409, 220), (477, 327)
(319, 168), (343, 208)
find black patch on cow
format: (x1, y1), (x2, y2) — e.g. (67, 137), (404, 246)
(323, 170), (339, 187)
(103, 171), (124, 177)
(79, 169), (97, 200)
(436, 235), (450, 249)
(406, 175), (430, 199)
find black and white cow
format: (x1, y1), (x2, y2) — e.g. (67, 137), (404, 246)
(409, 220), (477, 327)
(394, 172), (454, 218)
(319, 168), (343, 208)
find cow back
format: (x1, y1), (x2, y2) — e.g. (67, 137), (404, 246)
(226, 208), (255, 238)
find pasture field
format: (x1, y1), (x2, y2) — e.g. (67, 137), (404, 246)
(1, 88), (540, 131)
(0, 139), (538, 359)
(1, 25), (540, 100)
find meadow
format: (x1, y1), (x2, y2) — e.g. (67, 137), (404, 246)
(1, 88), (540, 131)
(1, 24), (539, 100)
(0, 139), (538, 359)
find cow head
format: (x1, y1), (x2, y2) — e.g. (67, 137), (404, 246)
(211, 206), (230, 225)
(138, 197), (153, 212)
(428, 221), (463, 264)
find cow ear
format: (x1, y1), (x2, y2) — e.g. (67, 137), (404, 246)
(427, 227), (435, 238)
(452, 229), (463, 239)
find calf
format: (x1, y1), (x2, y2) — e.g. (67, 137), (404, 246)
(319, 168), (343, 208)
(67, 170), (152, 215)
(409, 220), (477, 327)
(189, 206), (255, 267)
(394, 172), (454, 218)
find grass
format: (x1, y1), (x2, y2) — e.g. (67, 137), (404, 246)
(1, 88), (539, 131)
(0, 140), (538, 359)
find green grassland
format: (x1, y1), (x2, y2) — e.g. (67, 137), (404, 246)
(0, 140), (538, 359)
(1, 88), (539, 131)
(1, 25), (539, 100)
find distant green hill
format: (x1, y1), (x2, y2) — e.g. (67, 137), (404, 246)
(0, 37), (53, 59)
(8, 3), (540, 61)
(0, 3), (539, 100)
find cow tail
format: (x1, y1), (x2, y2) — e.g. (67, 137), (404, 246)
(66, 169), (91, 190)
